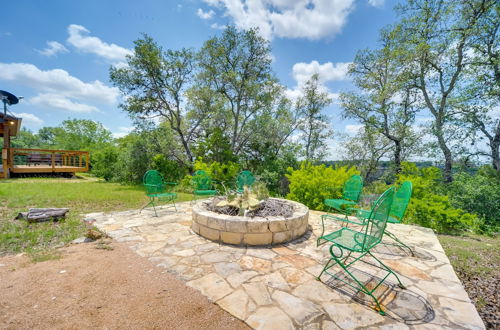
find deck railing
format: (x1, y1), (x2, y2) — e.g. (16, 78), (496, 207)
(8, 148), (89, 172)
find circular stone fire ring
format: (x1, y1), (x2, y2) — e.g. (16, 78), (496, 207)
(191, 198), (309, 246)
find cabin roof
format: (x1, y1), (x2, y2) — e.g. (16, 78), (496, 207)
(0, 113), (22, 138)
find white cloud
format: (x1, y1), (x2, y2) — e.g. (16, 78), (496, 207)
(210, 23), (226, 30)
(67, 24), (132, 62)
(197, 8), (215, 19)
(30, 93), (99, 113)
(286, 60), (349, 101)
(202, 0), (355, 40)
(112, 126), (134, 138)
(37, 41), (69, 57)
(0, 62), (118, 104)
(368, 0), (385, 7)
(292, 60), (350, 88)
(12, 112), (44, 126)
(0, 62), (119, 113)
(345, 124), (363, 135)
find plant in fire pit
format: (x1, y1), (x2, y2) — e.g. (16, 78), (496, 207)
(216, 182), (269, 216)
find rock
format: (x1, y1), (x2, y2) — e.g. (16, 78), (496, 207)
(217, 289), (250, 320)
(246, 247), (277, 260)
(186, 273), (232, 301)
(272, 290), (323, 326)
(276, 254), (317, 269)
(322, 302), (385, 329)
(214, 262), (242, 278)
(246, 307), (294, 330)
(71, 237), (93, 244)
(227, 271), (258, 288)
(239, 256), (272, 273)
(292, 280), (342, 303)
(243, 282), (272, 306)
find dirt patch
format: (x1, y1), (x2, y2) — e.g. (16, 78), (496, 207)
(0, 242), (249, 330)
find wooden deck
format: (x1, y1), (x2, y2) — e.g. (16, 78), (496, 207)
(1, 148), (89, 178)
(11, 165), (88, 174)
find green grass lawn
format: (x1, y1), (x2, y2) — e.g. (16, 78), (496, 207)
(0, 176), (191, 256)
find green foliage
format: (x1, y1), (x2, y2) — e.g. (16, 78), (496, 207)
(193, 127), (236, 164)
(397, 162), (477, 233)
(193, 158), (240, 186)
(10, 128), (42, 148)
(55, 119), (113, 152)
(286, 162), (359, 211)
(150, 154), (187, 182)
(448, 166), (500, 233)
(91, 146), (119, 181)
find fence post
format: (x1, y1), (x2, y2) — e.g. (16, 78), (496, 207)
(51, 152), (55, 171)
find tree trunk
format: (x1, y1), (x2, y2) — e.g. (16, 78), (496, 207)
(435, 126), (454, 182)
(16, 208), (70, 223)
(393, 139), (402, 174)
(491, 135), (500, 171)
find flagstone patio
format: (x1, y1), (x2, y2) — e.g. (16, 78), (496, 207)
(85, 201), (485, 330)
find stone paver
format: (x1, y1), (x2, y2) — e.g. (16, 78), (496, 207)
(88, 202), (485, 330)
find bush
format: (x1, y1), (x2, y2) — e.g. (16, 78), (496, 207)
(151, 154), (187, 182)
(91, 146), (119, 181)
(286, 162), (359, 211)
(397, 162), (478, 233)
(179, 159), (241, 192)
(448, 166), (500, 233)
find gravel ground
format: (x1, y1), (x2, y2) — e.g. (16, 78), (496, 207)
(0, 242), (249, 330)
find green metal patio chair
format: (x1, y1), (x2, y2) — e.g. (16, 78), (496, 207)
(140, 170), (177, 217)
(236, 170), (255, 193)
(192, 170), (217, 202)
(317, 187), (406, 315)
(346, 181), (415, 255)
(322, 174), (363, 222)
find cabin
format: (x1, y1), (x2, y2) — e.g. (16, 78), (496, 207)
(0, 112), (89, 179)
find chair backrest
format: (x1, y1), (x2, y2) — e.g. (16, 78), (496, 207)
(143, 170), (164, 194)
(342, 175), (363, 202)
(361, 187), (395, 250)
(390, 181), (413, 221)
(237, 170), (255, 190)
(193, 170), (212, 190)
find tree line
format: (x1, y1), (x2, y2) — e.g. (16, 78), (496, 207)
(12, 0), (499, 186)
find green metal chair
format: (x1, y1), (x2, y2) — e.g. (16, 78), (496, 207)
(236, 170), (255, 193)
(317, 187), (406, 316)
(192, 170), (217, 202)
(321, 175), (363, 227)
(140, 170), (177, 217)
(346, 181), (414, 255)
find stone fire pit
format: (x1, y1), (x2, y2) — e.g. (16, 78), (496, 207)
(191, 198), (309, 246)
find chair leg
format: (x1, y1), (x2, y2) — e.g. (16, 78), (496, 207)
(172, 198), (178, 212)
(140, 198), (154, 214)
(318, 249), (387, 316)
(151, 198), (158, 217)
(384, 230), (415, 257)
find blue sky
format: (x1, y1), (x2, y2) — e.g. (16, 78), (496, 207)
(0, 0), (398, 141)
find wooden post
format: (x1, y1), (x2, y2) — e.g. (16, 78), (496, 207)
(51, 152), (55, 172)
(79, 152), (83, 168)
(85, 152), (89, 171)
(2, 125), (10, 178)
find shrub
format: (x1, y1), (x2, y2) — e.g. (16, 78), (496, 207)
(179, 158), (241, 192)
(448, 166), (500, 233)
(397, 162), (478, 233)
(194, 159), (240, 185)
(286, 162), (359, 211)
(150, 154), (187, 182)
(91, 146), (119, 181)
